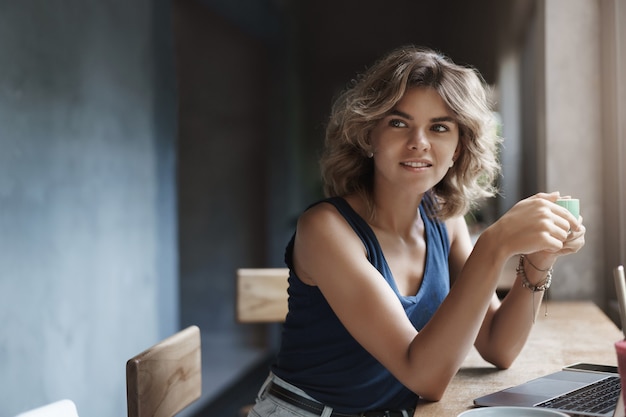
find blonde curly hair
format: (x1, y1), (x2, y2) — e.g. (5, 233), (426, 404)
(320, 45), (501, 220)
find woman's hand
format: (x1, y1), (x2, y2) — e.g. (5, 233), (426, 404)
(486, 192), (585, 262)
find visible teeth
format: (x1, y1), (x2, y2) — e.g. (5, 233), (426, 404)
(402, 162), (430, 168)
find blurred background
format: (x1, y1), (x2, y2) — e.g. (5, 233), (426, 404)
(0, 0), (624, 416)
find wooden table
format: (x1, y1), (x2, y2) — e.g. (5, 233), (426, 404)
(413, 301), (623, 416)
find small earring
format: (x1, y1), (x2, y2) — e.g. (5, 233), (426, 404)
(449, 160), (454, 168)
(367, 151), (374, 158)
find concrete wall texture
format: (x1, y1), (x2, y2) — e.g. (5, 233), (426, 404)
(0, 1), (179, 416)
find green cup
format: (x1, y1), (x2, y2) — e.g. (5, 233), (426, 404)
(556, 198), (580, 219)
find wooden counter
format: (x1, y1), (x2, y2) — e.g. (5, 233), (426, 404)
(413, 301), (623, 416)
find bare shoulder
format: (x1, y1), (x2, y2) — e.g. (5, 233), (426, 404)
(444, 215), (469, 245)
(294, 199), (367, 284)
(297, 200), (349, 236)
(444, 214), (473, 283)
(298, 200), (342, 223)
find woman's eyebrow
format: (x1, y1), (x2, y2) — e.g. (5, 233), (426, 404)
(388, 109), (413, 120)
(431, 116), (456, 123)
(388, 110), (456, 124)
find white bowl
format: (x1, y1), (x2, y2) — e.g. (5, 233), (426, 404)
(457, 407), (570, 417)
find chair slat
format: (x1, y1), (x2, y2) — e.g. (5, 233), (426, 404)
(126, 325), (201, 417)
(236, 268), (289, 323)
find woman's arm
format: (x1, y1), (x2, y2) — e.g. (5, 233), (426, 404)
(472, 200), (585, 368)
(446, 214), (553, 369)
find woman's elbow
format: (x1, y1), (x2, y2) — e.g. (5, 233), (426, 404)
(481, 351), (515, 370)
(418, 391), (444, 402)
(409, 375), (452, 402)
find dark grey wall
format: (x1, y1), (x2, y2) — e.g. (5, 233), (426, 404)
(0, 1), (178, 416)
(173, 0), (306, 402)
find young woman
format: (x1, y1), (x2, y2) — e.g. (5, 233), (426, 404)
(249, 45), (585, 417)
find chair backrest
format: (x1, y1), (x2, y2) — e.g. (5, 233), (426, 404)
(15, 399), (79, 417)
(126, 325), (202, 417)
(236, 268), (289, 323)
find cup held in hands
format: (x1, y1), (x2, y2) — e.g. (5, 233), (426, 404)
(556, 198), (580, 219)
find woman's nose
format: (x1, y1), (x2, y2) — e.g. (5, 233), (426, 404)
(409, 129), (430, 151)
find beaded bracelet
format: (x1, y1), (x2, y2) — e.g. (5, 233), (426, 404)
(517, 254), (553, 292)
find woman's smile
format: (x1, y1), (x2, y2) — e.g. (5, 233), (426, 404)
(400, 160), (433, 170)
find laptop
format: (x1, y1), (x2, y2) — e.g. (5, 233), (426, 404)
(474, 266), (626, 417)
(474, 363), (622, 416)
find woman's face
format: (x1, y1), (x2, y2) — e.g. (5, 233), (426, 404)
(369, 87), (460, 195)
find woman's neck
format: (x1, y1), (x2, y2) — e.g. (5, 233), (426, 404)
(350, 189), (425, 238)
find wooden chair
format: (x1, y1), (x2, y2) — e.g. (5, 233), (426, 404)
(126, 325), (202, 417)
(236, 268), (289, 323)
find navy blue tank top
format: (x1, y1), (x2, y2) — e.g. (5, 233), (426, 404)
(272, 196), (450, 413)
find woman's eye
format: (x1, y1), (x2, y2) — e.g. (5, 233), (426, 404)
(432, 124), (449, 133)
(389, 119), (407, 128)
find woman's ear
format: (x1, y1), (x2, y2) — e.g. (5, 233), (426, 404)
(452, 144), (461, 163)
